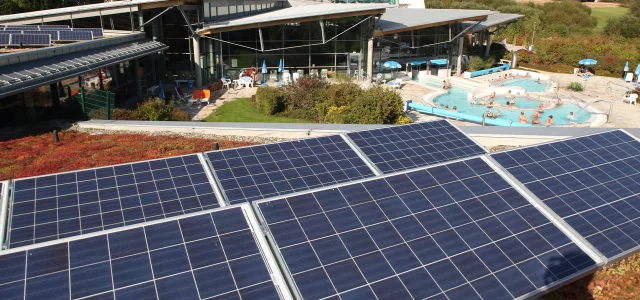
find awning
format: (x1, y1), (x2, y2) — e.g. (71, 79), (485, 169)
(429, 59), (448, 66)
(410, 61), (427, 66)
(0, 40), (168, 98)
(375, 8), (493, 37)
(198, 3), (390, 35)
(461, 13), (524, 33)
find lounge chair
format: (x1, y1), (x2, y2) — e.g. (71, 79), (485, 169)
(282, 72), (292, 85)
(270, 70), (278, 82)
(174, 86), (190, 102)
(201, 89), (211, 105)
(321, 69), (328, 78)
(293, 72), (300, 82)
(623, 93), (637, 105)
(625, 73), (634, 83)
(297, 69), (304, 78)
(239, 77), (253, 88)
(189, 90), (203, 105)
(392, 78), (402, 89)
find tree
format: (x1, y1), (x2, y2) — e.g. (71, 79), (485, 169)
(604, 15), (640, 38)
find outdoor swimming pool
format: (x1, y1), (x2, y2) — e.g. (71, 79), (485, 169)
(499, 78), (547, 92)
(429, 86), (592, 125)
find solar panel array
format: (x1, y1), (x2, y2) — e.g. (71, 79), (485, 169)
(205, 135), (377, 205)
(347, 120), (487, 174)
(492, 130), (640, 260)
(73, 28), (104, 37)
(0, 33), (50, 46)
(0, 205), (290, 300)
(255, 157), (597, 299)
(7, 154), (221, 249)
(59, 30), (93, 41)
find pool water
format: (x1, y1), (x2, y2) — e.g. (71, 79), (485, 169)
(427, 85), (592, 125)
(499, 78), (547, 93)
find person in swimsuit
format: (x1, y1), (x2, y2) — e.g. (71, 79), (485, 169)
(519, 112), (528, 124)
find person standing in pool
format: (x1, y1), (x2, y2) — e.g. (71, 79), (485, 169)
(532, 114), (541, 125)
(519, 112), (529, 124)
(506, 90), (512, 98)
(545, 115), (554, 126)
(538, 104), (545, 114)
(567, 112), (576, 120)
(479, 98), (486, 105)
(452, 106), (458, 112)
(557, 98), (563, 106)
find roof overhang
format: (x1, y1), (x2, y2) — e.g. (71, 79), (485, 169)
(461, 13), (524, 33)
(197, 3), (390, 35)
(0, 33), (167, 99)
(0, 0), (188, 25)
(374, 8), (494, 37)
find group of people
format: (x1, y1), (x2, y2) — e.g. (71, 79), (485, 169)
(577, 66), (593, 77)
(489, 73), (514, 82)
(239, 67), (258, 82)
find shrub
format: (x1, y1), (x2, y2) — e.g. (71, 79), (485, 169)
(346, 86), (404, 124)
(170, 109), (191, 121)
(133, 98), (191, 121)
(323, 106), (350, 124)
(567, 82), (584, 91)
(605, 15), (640, 38)
(283, 75), (331, 121)
(466, 56), (494, 71)
(395, 116), (414, 125)
(255, 87), (286, 115)
(113, 108), (138, 120)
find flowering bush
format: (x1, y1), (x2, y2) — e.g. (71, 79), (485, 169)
(0, 132), (256, 180)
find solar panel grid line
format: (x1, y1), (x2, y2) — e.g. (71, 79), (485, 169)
(204, 134), (377, 205)
(0, 181), (9, 248)
(6, 153), (223, 249)
(339, 133), (384, 176)
(0, 204), (293, 300)
(254, 156), (599, 300)
(197, 153), (227, 207)
(489, 129), (640, 263)
(346, 119), (488, 174)
(482, 155), (607, 264)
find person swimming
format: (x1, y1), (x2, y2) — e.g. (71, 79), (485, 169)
(493, 109), (501, 119)
(518, 112), (528, 124)
(479, 97), (486, 105)
(445, 105), (450, 110)
(538, 104), (544, 114)
(505, 90), (512, 98)
(557, 98), (563, 106)
(525, 93), (531, 99)
(545, 115), (554, 126)
(452, 106), (458, 112)
(567, 112), (576, 120)
(532, 114), (540, 125)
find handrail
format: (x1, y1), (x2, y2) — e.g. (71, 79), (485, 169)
(606, 80), (631, 95)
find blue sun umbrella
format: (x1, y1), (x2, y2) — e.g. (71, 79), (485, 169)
(635, 64), (640, 82)
(579, 59), (597, 66)
(624, 61), (629, 78)
(278, 59), (284, 73)
(158, 80), (165, 99)
(383, 61), (402, 69)
(261, 60), (267, 86)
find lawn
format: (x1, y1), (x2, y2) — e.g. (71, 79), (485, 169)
(0, 131), (256, 180)
(590, 6), (629, 30)
(204, 98), (307, 123)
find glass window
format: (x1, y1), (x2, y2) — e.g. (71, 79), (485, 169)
(218, 6), (229, 21)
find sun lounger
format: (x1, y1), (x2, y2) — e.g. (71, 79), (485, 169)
(174, 86), (190, 102)
(201, 89), (211, 105)
(189, 90), (203, 105)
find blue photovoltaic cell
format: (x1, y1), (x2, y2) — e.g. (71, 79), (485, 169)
(9, 34), (50, 46)
(24, 30), (59, 40)
(347, 120), (486, 174)
(0, 206), (284, 300)
(73, 28), (104, 37)
(206, 135), (375, 204)
(492, 130), (640, 259)
(59, 30), (93, 41)
(8, 154), (220, 249)
(0, 34), (8, 45)
(256, 157), (596, 299)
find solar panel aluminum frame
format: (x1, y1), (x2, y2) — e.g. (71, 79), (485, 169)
(4, 153), (227, 250)
(0, 204), (294, 300)
(203, 134), (381, 205)
(0, 181), (9, 249)
(489, 129), (640, 266)
(251, 154), (603, 300)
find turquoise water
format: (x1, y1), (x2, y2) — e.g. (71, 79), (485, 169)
(500, 78), (547, 92)
(426, 84), (592, 125)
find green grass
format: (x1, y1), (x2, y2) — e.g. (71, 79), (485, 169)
(203, 98), (308, 123)
(591, 7), (629, 30)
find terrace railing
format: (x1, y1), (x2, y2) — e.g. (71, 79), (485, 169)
(606, 80), (631, 96)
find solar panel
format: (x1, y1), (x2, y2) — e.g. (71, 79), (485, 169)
(254, 157), (600, 300)
(59, 30), (93, 41)
(4, 25), (38, 30)
(8, 34), (50, 46)
(73, 28), (104, 37)
(491, 130), (640, 261)
(38, 25), (70, 29)
(0, 34), (9, 46)
(7, 154), (223, 249)
(24, 30), (59, 41)
(205, 135), (377, 205)
(0, 205), (292, 300)
(0, 181), (9, 247)
(346, 120), (487, 174)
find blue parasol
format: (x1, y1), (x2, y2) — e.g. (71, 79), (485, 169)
(578, 59), (597, 66)
(278, 59), (283, 73)
(262, 60), (267, 86)
(382, 61), (401, 69)
(624, 61), (629, 79)
(635, 64), (640, 82)
(158, 80), (165, 99)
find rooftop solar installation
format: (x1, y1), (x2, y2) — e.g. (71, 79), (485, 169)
(0, 34), (8, 46)
(491, 130), (640, 261)
(346, 120), (487, 174)
(24, 30), (59, 40)
(73, 28), (104, 37)
(59, 30), (93, 41)
(205, 135), (377, 205)
(0, 181), (8, 246)
(0, 205), (292, 300)
(7, 33), (51, 46)
(254, 157), (599, 300)
(7, 154), (222, 249)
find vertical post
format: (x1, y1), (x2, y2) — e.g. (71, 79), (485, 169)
(50, 83), (61, 117)
(66, 86), (72, 103)
(456, 37), (464, 76)
(367, 38), (373, 81)
(99, 70), (104, 90)
(208, 38), (215, 79)
(138, 12), (144, 32)
(106, 91), (111, 120)
(135, 59), (142, 98)
(484, 30), (491, 58)
(130, 7), (134, 32)
(193, 36), (202, 87)
(80, 86), (86, 114)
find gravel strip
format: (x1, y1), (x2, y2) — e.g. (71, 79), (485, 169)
(70, 124), (294, 144)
